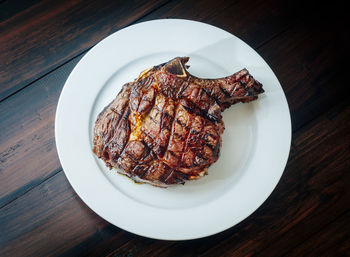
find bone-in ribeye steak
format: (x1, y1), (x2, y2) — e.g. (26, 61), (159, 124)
(93, 57), (264, 187)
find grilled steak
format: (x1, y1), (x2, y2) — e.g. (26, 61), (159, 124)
(93, 57), (264, 187)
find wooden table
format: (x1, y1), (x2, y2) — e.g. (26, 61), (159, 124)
(1, 1), (349, 256)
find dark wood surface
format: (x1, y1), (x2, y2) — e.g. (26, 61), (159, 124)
(0, 0), (349, 256)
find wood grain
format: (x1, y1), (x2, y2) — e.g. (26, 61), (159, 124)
(287, 210), (350, 257)
(0, 172), (114, 257)
(139, 0), (293, 49)
(0, 55), (83, 208)
(0, 0), (168, 101)
(0, 0), (40, 23)
(257, 18), (348, 131)
(0, 0), (42, 22)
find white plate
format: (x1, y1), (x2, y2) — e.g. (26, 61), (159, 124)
(55, 19), (291, 240)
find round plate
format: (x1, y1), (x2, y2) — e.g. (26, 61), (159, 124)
(55, 19), (291, 240)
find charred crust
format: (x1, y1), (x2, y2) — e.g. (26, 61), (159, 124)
(93, 57), (263, 186)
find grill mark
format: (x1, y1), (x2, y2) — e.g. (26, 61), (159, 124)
(104, 114), (119, 145)
(235, 70), (248, 81)
(242, 78), (260, 96)
(111, 107), (123, 115)
(153, 145), (166, 156)
(141, 128), (155, 142)
(196, 151), (208, 160)
(163, 111), (173, 120)
(188, 91), (221, 121)
(142, 85), (157, 113)
(205, 142), (215, 150)
(163, 101), (179, 158)
(167, 150), (178, 158)
(174, 115), (195, 137)
(104, 100), (129, 149)
(173, 131), (186, 140)
(133, 85), (145, 112)
(148, 114), (159, 125)
(145, 76), (155, 86)
(139, 140), (151, 160)
(110, 106), (134, 163)
(205, 131), (219, 140)
(181, 79), (221, 115)
(155, 106), (163, 113)
(122, 107), (130, 120)
(161, 79), (221, 122)
(152, 97), (168, 156)
(116, 146), (128, 164)
(124, 151), (139, 163)
(176, 79), (190, 98)
(119, 150), (142, 167)
(131, 164), (147, 179)
(228, 74), (260, 98)
(191, 128), (200, 135)
(180, 116), (192, 163)
(143, 161), (155, 178)
(147, 159), (162, 178)
(140, 99), (154, 108)
(155, 107), (172, 121)
(218, 82), (232, 98)
(103, 150), (110, 161)
(231, 81), (248, 97)
(231, 82), (241, 96)
(201, 86), (221, 106)
(181, 100), (219, 123)
(175, 117), (186, 127)
(163, 170), (175, 183)
(125, 141), (151, 163)
(158, 98), (167, 134)
(200, 78), (257, 107)
(111, 108), (131, 160)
